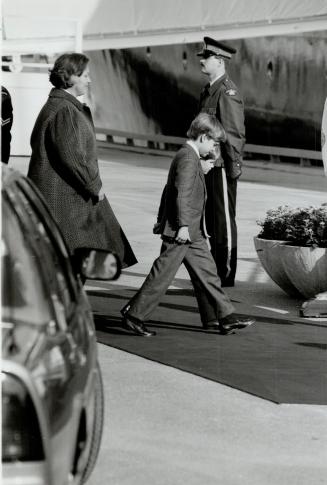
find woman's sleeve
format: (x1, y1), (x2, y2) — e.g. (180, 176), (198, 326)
(48, 105), (102, 197)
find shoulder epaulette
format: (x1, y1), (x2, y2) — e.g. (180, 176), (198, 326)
(222, 78), (238, 96)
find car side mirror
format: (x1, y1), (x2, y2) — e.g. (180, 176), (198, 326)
(73, 248), (121, 281)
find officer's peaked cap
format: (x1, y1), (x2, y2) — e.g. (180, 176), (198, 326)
(197, 37), (236, 59)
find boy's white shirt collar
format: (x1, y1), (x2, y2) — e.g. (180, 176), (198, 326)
(186, 139), (200, 158)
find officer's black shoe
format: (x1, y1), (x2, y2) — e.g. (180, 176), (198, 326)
(220, 314), (255, 330)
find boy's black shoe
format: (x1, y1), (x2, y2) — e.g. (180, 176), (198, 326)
(203, 320), (235, 335)
(220, 314), (255, 330)
(121, 308), (156, 337)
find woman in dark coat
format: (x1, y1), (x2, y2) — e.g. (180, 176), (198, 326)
(28, 53), (137, 268)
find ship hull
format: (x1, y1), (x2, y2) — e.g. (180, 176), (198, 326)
(87, 32), (327, 151)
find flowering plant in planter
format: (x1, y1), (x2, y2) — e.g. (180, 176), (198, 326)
(257, 205), (327, 248)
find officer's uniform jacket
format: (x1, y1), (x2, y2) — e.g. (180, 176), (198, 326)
(199, 74), (245, 177)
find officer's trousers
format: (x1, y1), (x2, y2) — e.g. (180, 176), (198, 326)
(205, 166), (238, 286)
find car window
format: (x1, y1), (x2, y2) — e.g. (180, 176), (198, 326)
(13, 186), (75, 317)
(1, 197), (52, 325)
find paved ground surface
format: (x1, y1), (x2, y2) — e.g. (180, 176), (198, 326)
(10, 152), (327, 485)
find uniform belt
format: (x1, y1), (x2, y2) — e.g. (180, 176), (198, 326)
(214, 160), (225, 168)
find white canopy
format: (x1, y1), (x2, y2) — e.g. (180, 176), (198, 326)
(2, 0), (327, 55)
(84, 0), (327, 49)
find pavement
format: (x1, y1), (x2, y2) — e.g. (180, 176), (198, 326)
(9, 151), (327, 485)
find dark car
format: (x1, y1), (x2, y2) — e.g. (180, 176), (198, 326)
(1, 166), (121, 485)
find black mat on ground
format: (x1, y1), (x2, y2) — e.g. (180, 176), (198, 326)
(89, 289), (327, 405)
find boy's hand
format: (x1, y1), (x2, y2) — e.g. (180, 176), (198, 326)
(175, 226), (191, 244)
(200, 157), (215, 174)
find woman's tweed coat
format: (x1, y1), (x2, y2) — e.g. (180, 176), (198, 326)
(28, 88), (137, 268)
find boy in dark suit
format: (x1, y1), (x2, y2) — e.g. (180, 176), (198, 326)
(121, 113), (254, 336)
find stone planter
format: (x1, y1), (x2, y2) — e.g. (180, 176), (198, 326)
(280, 245), (327, 299)
(253, 236), (301, 297)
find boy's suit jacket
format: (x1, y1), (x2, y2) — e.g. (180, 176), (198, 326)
(156, 143), (207, 241)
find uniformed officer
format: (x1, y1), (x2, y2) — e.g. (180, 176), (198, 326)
(197, 37), (245, 286)
(1, 86), (14, 164)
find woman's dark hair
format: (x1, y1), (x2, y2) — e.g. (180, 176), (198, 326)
(49, 53), (89, 89)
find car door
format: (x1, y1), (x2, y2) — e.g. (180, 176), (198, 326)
(12, 178), (97, 482)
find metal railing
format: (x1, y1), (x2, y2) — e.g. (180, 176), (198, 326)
(95, 127), (322, 166)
